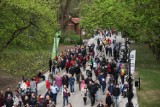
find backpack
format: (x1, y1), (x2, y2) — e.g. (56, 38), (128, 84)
(121, 69), (125, 76)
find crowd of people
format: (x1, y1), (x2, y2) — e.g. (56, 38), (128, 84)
(0, 29), (133, 107)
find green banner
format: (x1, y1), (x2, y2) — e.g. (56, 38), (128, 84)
(51, 38), (56, 60)
(51, 37), (60, 60)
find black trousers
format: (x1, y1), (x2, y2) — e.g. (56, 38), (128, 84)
(83, 97), (87, 105)
(49, 65), (52, 72)
(121, 76), (124, 84)
(90, 94), (95, 106)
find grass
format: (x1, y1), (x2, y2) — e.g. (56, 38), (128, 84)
(130, 43), (160, 107)
(0, 44), (74, 91)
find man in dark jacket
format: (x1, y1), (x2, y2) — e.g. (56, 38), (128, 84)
(62, 73), (69, 88)
(113, 84), (120, 107)
(4, 94), (13, 107)
(88, 81), (98, 106)
(74, 65), (81, 83)
(4, 88), (13, 100)
(30, 93), (37, 107)
(68, 66), (75, 76)
(106, 91), (113, 107)
(45, 90), (54, 101)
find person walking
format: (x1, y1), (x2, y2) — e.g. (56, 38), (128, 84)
(30, 78), (37, 93)
(65, 59), (72, 73)
(109, 46), (112, 57)
(120, 68), (126, 84)
(4, 87), (13, 100)
(50, 83), (59, 105)
(101, 78), (106, 95)
(81, 85), (88, 105)
(62, 73), (69, 88)
(4, 94), (14, 107)
(88, 81), (97, 106)
(69, 75), (75, 94)
(45, 89), (54, 104)
(105, 91), (113, 107)
(63, 85), (70, 107)
(74, 64), (81, 84)
(113, 84), (120, 107)
(30, 93), (37, 107)
(13, 91), (22, 107)
(55, 73), (62, 94)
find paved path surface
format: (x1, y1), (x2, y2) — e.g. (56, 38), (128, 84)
(37, 33), (139, 107)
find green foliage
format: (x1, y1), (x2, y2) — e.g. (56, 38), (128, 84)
(63, 35), (81, 45)
(60, 30), (81, 45)
(0, 49), (50, 77)
(0, 0), (58, 51)
(80, 0), (160, 44)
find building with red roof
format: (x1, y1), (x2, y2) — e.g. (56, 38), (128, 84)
(66, 16), (81, 35)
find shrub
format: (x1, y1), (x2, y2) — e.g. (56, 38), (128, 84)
(60, 30), (82, 45)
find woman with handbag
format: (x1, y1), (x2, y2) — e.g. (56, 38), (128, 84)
(63, 85), (70, 107)
(81, 85), (88, 105)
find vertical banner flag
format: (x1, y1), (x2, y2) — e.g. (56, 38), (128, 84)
(51, 31), (61, 60)
(130, 50), (136, 74)
(51, 38), (56, 60)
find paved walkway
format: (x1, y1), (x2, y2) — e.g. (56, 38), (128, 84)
(37, 33), (139, 107)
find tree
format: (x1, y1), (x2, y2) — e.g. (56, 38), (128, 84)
(0, 0), (58, 52)
(80, 0), (160, 60)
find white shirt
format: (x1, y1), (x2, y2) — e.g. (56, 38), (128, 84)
(50, 85), (58, 94)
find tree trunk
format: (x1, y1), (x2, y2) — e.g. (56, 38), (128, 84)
(151, 45), (155, 54)
(59, 0), (72, 32)
(155, 44), (160, 60)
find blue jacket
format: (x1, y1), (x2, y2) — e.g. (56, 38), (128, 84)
(69, 77), (75, 85)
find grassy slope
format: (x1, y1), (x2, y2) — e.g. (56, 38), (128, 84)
(131, 43), (160, 107)
(0, 44), (74, 91)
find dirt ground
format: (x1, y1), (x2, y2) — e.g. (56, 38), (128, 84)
(0, 45), (74, 92)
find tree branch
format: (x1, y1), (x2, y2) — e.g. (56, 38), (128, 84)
(0, 22), (33, 52)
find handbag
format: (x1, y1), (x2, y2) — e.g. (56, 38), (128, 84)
(67, 92), (70, 96)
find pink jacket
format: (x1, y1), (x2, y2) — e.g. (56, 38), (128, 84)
(80, 80), (85, 90)
(55, 76), (62, 87)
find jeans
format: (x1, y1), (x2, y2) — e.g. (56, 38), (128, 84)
(102, 85), (106, 93)
(52, 68), (55, 75)
(52, 93), (57, 104)
(63, 96), (68, 106)
(114, 96), (119, 107)
(58, 86), (62, 93)
(70, 84), (74, 93)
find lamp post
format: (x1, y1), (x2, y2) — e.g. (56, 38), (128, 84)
(126, 39), (133, 107)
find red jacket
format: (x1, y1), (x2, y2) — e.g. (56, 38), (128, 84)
(25, 81), (30, 88)
(45, 80), (50, 89)
(65, 62), (71, 69)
